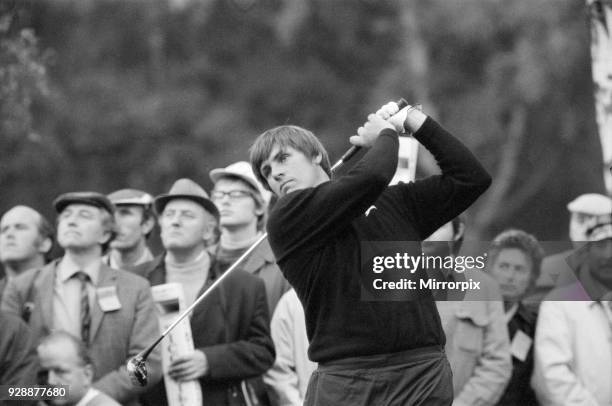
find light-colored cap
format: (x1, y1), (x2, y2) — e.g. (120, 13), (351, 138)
(107, 189), (153, 207)
(567, 193), (612, 215)
(210, 161), (271, 204)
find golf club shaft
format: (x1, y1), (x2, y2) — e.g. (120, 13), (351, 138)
(138, 98), (414, 358)
(161, 232), (268, 337)
(136, 233), (269, 360)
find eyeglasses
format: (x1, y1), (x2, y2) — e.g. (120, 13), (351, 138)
(211, 190), (254, 200)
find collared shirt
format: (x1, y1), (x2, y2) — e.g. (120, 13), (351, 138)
(52, 255), (101, 340)
(75, 388), (99, 406)
(74, 387), (120, 406)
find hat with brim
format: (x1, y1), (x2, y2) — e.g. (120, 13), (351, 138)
(108, 189), (153, 207)
(53, 191), (114, 214)
(567, 193), (612, 216)
(154, 178), (219, 219)
(210, 161), (271, 205)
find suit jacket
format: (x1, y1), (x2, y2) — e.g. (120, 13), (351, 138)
(139, 253), (275, 406)
(0, 311), (38, 388)
(0, 259), (162, 404)
(209, 239), (292, 313)
(497, 303), (538, 406)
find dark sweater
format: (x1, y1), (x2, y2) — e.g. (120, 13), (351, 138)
(267, 117), (492, 363)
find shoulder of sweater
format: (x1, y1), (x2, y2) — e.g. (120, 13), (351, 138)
(249, 238), (276, 264)
(131, 254), (165, 278)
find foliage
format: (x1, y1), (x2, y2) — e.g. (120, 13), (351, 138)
(0, 0), (606, 242)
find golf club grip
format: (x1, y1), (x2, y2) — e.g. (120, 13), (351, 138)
(332, 98), (410, 171)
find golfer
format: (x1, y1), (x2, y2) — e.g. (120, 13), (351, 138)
(249, 101), (491, 405)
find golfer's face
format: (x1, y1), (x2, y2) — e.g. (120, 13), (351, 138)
(261, 146), (320, 197)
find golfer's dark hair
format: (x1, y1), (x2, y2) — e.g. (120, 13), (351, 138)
(249, 125), (331, 192)
(487, 229), (544, 283)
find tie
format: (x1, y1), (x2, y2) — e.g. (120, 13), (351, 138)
(73, 271), (91, 344)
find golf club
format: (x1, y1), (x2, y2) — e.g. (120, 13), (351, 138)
(127, 98), (411, 386)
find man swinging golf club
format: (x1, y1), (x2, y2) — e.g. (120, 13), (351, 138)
(249, 101), (492, 405)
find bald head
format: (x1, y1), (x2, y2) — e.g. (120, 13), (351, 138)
(0, 205), (53, 275)
(37, 332), (93, 405)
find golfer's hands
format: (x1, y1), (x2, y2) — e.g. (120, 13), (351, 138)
(350, 114), (395, 148)
(168, 350), (209, 381)
(376, 101), (427, 134)
(375, 101), (405, 132)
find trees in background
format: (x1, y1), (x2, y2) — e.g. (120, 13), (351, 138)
(0, 0), (605, 242)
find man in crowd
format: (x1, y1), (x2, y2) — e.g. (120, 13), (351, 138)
(105, 189), (156, 272)
(530, 193), (612, 300)
(0, 205), (54, 302)
(423, 218), (511, 406)
(532, 212), (612, 405)
(37, 331), (121, 406)
(138, 179), (275, 405)
(1, 191), (161, 405)
(264, 288), (316, 406)
(487, 229), (543, 406)
(249, 101), (491, 404)
(210, 161), (290, 312)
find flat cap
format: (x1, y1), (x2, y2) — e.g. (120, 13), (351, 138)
(154, 178), (219, 219)
(108, 189), (153, 206)
(53, 191), (114, 214)
(567, 193), (612, 216)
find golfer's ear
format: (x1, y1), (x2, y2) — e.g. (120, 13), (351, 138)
(313, 154), (322, 165)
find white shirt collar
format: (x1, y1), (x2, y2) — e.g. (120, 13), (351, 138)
(58, 255), (101, 285)
(75, 388), (100, 406)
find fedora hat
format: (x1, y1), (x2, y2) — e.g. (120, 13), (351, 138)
(53, 191), (114, 215)
(154, 178), (219, 219)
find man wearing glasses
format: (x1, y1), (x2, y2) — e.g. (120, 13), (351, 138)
(210, 161), (290, 312)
